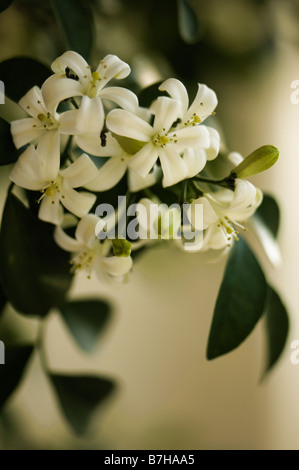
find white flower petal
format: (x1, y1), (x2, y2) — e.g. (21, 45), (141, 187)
(99, 255), (133, 278)
(36, 131), (61, 181)
(19, 86), (46, 118)
(85, 157), (127, 191)
(153, 97), (181, 133)
(39, 195), (63, 225)
(183, 148), (206, 178)
(51, 50), (91, 85)
(186, 83), (218, 123)
(10, 145), (46, 190)
(128, 165), (161, 192)
(96, 54), (130, 89)
(75, 132), (121, 157)
(54, 225), (83, 252)
(60, 153), (97, 188)
(11, 118), (43, 148)
(188, 197), (219, 230)
(159, 78), (189, 116)
(61, 184), (96, 218)
(10, 132), (60, 190)
(174, 125), (210, 150)
(99, 86), (138, 112)
(206, 127), (220, 160)
(42, 75), (84, 115)
(128, 143), (158, 177)
(159, 147), (189, 187)
(76, 96), (105, 134)
(203, 223), (229, 250)
(75, 214), (100, 248)
(106, 109), (152, 142)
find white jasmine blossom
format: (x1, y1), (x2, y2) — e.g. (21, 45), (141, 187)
(106, 96), (210, 187)
(54, 214), (133, 281)
(42, 51), (138, 135)
(10, 132), (97, 225)
(188, 179), (263, 250)
(10, 85), (75, 150)
(76, 131), (161, 191)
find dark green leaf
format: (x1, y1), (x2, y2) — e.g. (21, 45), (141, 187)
(0, 57), (51, 102)
(59, 299), (112, 352)
(0, 193), (72, 316)
(177, 0), (201, 44)
(138, 81), (164, 108)
(256, 194), (280, 238)
(207, 238), (267, 359)
(50, 374), (115, 434)
(264, 286), (289, 373)
(0, 118), (21, 165)
(0, 0), (13, 13)
(0, 345), (33, 408)
(50, 0), (94, 61)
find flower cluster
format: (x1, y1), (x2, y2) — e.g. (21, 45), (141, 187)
(9, 51), (263, 282)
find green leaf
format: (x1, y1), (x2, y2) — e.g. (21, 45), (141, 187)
(0, 193), (72, 316)
(233, 145), (279, 179)
(50, 374), (115, 434)
(0, 117), (21, 165)
(0, 57), (51, 102)
(177, 0), (201, 44)
(50, 0), (94, 61)
(256, 193), (280, 238)
(0, 345), (33, 408)
(264, 286), (289, 374)
(207, 238), (267, 359)
(59, 299), (112, 352)
(0, 0), (13, 13)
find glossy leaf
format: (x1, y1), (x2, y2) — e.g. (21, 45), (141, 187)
(264, 286), (289, 373)
(59, 299), (112, 352)
(207, 238), (267, 359)
(51, 0), (94, 60)
(0, 57), (51, 102)
(177, 0), (200, 44)
(0, 117), (21, 165)
(256, 193), (280, 238)
(233, 145), (279, 179)
(0, 193), (72, 316)
(0, 0), (13, 13)
(138, 81), (164, 108)
(0, 345), (33, 408)
(50, 374), (115, 434)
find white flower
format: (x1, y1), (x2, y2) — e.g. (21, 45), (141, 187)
(76, 131), (161, 192)
(10, 86), (74, 150)
(42, 51), (138, 135)
(136, 197), (182, 240)
(9, 132), (97, 225)
(54, 214), (133, 281)
(106, 96), (210, 187)
(158, 78), (220, 176)
(187, 179), (263, 251)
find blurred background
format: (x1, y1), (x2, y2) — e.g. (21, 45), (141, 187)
(0, 0), (299, 450)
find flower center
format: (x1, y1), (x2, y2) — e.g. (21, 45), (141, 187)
(37, 177), (65, 205)
(35, 112), (59, 130)
(152, 133), (171, 147)
(184, 112), (202, 127)
(70, 248), (96, 279)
